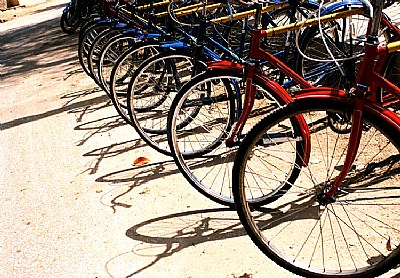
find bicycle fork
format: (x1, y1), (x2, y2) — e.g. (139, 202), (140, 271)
(226, 65), (257, 146)
(324, 89), (367, 202)
(324, 40), (379, 201)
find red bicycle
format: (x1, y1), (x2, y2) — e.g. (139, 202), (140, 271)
(232, 0), (400, 276)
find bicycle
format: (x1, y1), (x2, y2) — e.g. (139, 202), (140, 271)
(80, 0), (212, 91)
(232, 0), (400, 276)
(78, 1), (143, 79)
(87, 0), (186, 85)
(60, 0), (101, 34)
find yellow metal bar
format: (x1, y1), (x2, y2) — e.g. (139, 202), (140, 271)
(155, 3), (224, 18)
(263, 8), (364, 36)
(120, 7), (132, 16)
(387, 40), (400, 53)
(211, 3), (290, 24)
(137, 1), (170, 11)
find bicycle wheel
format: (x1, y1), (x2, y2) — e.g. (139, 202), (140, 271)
(88, 27), (126, 86)
(97, 32), (139, 93)
(167, 69), (290, 206)
(108, 41), (161, 123)
(127, 49), (207, 155)
(79, 15), (101, 41)
(78, 21), (112, 78)
(233, 97), (400, 277)
(60, 7), (80, 34)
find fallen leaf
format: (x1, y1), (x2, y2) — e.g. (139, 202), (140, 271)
(96, 189), (103, 193)
(139, 188), (150, 195)
(133, 156), (150, 166)
(386, 236), (398, 251)
(238, 274), (253, 278)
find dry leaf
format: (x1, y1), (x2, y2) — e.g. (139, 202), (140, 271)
(133, 156), (150, 166)
(238, 274), (253, 278)
(139, 188), (150, 195)
(96, 189), (103, 193)
(386, 236), (398, 251)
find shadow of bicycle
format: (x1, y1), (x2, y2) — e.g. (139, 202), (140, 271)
(105, 207), (243, 277)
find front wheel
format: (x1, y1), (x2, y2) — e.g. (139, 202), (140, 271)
(167, 69), (290, 206)
(108, 41), (161, 124)
(233, 97), (400, 277)
(127, 50), (207, 155)
(60, 8), (80, 34)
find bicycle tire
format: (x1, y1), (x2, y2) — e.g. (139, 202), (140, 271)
(233, 97), (400, 277)
(97, 32), (139, 93)
(78, 15), (102, 41)
(60, 9), (80, 34)
(127, 49), (208, 155)
(87, 27), (126, 86)
(167, 69), (292, 206)
(108, 41), (161, 123)
(78, 21), (113, 78)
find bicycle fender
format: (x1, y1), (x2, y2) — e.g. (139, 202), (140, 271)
(63, 2), (73, 12)
(206, 61), (243, 73)
(321, 0), (363, 15)
(295, 87), (347, 99)
(114, 22), (128, 29)
(97, 19), (112, 24)
(121, 29), (142, 36)
(253, 72), (294, 104)
(160, 41), (189, 49)
(364, 102), (400, 133)
(134, 33), (161, 40)
(285, 87), (347, 168)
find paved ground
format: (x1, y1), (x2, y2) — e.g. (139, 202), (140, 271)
(1, 1), (400, 277)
